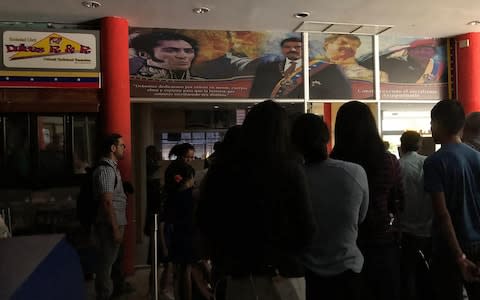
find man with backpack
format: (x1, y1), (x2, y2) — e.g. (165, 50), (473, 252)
(93, 133), (127, 300)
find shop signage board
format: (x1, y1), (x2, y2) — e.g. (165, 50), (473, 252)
(0, 29), (100, 88)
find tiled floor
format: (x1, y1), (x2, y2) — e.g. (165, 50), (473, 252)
(84, 239), (471, 300)
(86, 239), (174, 300)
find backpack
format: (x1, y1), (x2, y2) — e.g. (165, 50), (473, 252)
(76, 161), (118, 231)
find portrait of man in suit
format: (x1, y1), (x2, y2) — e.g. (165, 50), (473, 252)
(249, 37), (352, 99)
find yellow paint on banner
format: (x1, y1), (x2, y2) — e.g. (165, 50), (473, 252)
(6, 33), (92, 60)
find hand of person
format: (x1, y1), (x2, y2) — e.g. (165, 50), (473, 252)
(458, 254), (480, 282)
(113, 227), (123, 244)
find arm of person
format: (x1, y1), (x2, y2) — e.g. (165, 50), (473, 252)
(431, 191), (480, 282)
(100, 192), (123, 243)
(357, 166), (369, 223)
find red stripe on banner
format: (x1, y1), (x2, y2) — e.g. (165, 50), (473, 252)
(0, 82), (100, 88)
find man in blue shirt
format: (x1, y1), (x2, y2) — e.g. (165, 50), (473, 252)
(424, 100), (480, 300)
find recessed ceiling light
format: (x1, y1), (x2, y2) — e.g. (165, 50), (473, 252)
(193, 7), (210, 14)
(467, 20), (480, 26)
(213, 105), (220, 109)
(82, 1), (101, 8)
(294, 12), (310, 18)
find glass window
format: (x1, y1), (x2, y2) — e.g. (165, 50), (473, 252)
(73, 116), (96, 174)
(381, 102), (435, 157)
(0, 113), (98, 188)
(181, 132), (192, 140)
(37, 116), (66, 179)
(159, 130), (225, 160)
(2, 115), (30, 184)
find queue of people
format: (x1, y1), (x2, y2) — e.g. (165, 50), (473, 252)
(93, 98), (480, 300)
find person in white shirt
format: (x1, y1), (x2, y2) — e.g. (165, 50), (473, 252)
(292, 113), (369, 300)
(397, 130), (433, 300)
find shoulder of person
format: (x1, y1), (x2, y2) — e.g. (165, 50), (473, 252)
(423, 151), (443, 168)
(94, 161), (116, 177)
(332, 159), (368, 184)
(343, 160), (367, 176)
(283, 159), (305, 173)
(416, 152), (428, 163)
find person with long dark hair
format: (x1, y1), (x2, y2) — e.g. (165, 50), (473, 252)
(330, 101), (404, 300)
(163, 160), (199, 300)
(292, 113), (369, 300)
(198, 100), (315, 300)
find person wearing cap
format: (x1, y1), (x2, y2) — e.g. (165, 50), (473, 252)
(377, 39), (444, 84)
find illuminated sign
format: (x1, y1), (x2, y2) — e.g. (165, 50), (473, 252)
(3, 31), (97, 70)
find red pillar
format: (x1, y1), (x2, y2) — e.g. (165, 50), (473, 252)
(323, 103), (332, 152)
(455, 32), (480, 114)
(100, 17), (134, 275)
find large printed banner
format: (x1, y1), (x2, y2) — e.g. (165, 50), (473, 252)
(0, 29), (100, 88)
(309, 35), (447, 100)
(130, 28), (307, 98)
(378, 37), (447, 100)
(309, 34), (375, 99)
(129, 28), (448, 100)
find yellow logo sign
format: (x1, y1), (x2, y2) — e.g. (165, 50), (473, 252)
(5, 33), (92, 60)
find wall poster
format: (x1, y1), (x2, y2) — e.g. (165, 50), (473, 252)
(377, 37), (447, 100)
(130, 28), (315, 98)
(129, 28), (448, 100)
(309, 34), (375, 99)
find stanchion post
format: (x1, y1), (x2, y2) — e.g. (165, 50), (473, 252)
(153, 213), (159, 300)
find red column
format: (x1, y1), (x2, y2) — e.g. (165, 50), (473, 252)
(455, 32), (480, 114)
(323, 103), (332, 152)
(100, 17), (134, 275)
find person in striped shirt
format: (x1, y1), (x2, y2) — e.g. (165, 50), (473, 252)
(93, 133), (127, 300)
